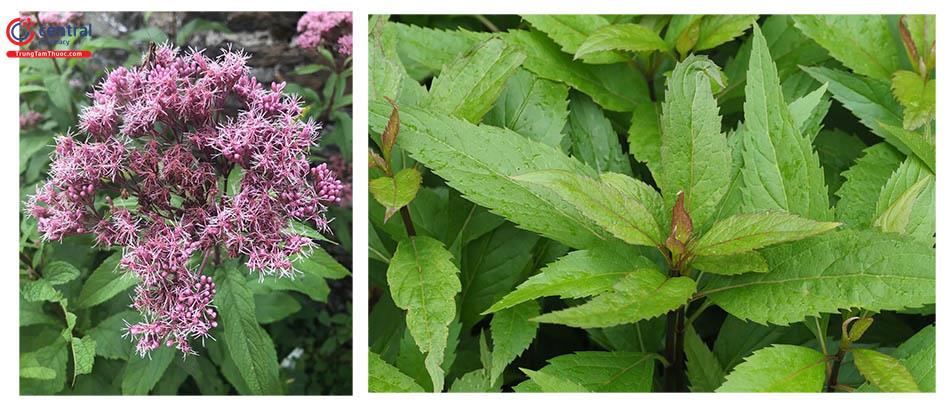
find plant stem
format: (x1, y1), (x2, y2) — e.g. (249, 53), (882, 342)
(825, 349), (845, 392)
(399, 206), (416, 237)
(663, 305), (686, 392)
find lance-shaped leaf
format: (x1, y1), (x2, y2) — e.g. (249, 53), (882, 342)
(695, 15), (757, 51)
(369, 17), (428, 106)
(565, 93), (631, 175)
(852, 349), (920, 392)
(739, 24), (831, 221)
(628, 101), (662, 168)
(685, 327), (725, 392)
(70, 337), (96, 382)
(368, 101), (610, 250)
(520, 369), (589, 392)
(425, 38), (526, 123)
(691, 211), (840, 256)
(483, 69), (570, 147)
(835, 143), (904, 227)
(76, 252), (139, 309)
(484, 245), (657, 314)
(392, 22), (489, 79)
(716, 344), (826, 392)
(387, 236), (462, 392)
(514, 169), (664, 248)
(369, 351), (425, 393)
(574, 23), (669, 60)
(891, 70), (935, 130)
(521, 15), (627, 64)
(692, 251), (768, 276)
(792, 15), (900, 81)
(703, 229), (935, 325)
(890, 325), (935, 392)
(878, 123), (935, 174)
(489, 301), (540, 385)
(513, 351), (656, 392)
(533, 269), (696, 328)
(369, 168), (422, 222)
(872, 157), (934, 243)
(788, 83), (829, 139)
(658, 55), (731, 228)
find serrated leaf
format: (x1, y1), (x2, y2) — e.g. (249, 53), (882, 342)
(565, 92), (631, 175)
(368, 102), (610, 249)
(121, 345), (174, 395)
(214, 262), (283, 395)
(393, 23), (489, 80)
(369, 350), (425, 392)
(835, 143), (904, 227)
(704, 229), (935, 325)
(449, 368), (497, 392)
(369, 17), (428, 106)
(792, 15), (900, 81)
(695, 15), (757, 51)
(254, 292), (301, 323)
(425, 38), (525, 123)
(892, 325), (935, 392)
(788, 83), (829, 139)
(369, 168), (422, 222)
(534, 269), (695, 328)
(20, 340), (68, 394)
(387, 236), (461, 392)
(483, 68), (569, 147)
(890, 70), (935, 130)
(852, 348), (919, 392)
(20, 297), (59, 327)
(20, 353), (56, 380)
(692, 251), (768, 276)
(76, 252), (139, 309)
(574, 23), (668, 60)
(506, 30), (649, 112)
(70, 336), (96, 381)
(489, 301), (539, 385)
(43, 261), (80, 285)
(522, 15), (626, 64)
(514, 169), (663, 248)
(485, 246), (656, 314)
(21, 279), (62, 303)
(87, 311), (138, 360)
(814, 129), (866, 199)
(520, 368), (589, 392)
(872, 157), (934, 242)
(658, 55), (731, 228)
(717, 344), (825, 392)
(878, 123), (935, 174)
(513, 351), (656, 392)
(628, 101), (661, 168)
(685, 327), (725, 392)
(739, 24), (831, 221)
(260, 245), (347, 302)
(691, 211), (839, 256)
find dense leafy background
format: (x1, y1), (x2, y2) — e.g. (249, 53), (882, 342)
(19, 12), (352, 395)
(368, 14), (934, 393)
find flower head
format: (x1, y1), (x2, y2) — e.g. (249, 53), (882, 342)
(294, 12), (352, 54)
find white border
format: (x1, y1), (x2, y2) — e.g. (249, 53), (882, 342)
(2, 1), (948, 406)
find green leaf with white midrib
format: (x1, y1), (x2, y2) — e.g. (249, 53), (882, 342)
(792, 15), (900, 81)
(387, 236), (461, 392)
(739, 24), (831, 221)
(852, 348), (920, 392)
(489, 301), (539, 385)
(368, 101), (611, 250)
(533, 269), (695, 328)
(514, 170), (663, 248)
(658, 55), (731, 228)
(425, 38), (526, 123)
(369, 351), (425, 392)
(691, 211), (839, 257)
(716, 344), (826, 392)
(703, 229), (935, 325)
(513, 351), (656, 392)
(484, 246), (657, 314)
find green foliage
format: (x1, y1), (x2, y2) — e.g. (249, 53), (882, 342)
(369, 14), (934, 393)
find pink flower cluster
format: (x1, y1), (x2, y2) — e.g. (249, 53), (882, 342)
(18, 11), (83, 25)
(20, 111), (44, 128)
(295, 12), (352, 56)
(26, 44), (342, 357)
(327, 153), (352, 208)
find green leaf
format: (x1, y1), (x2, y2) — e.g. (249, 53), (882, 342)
(565, 92), (631, 175)
(890, 70), (935, 130)
(520, 368), (590, 392)
(685, 327), (725, 392)
(260, 245), (347, 302)
(226, 165), (244, 196)
(121, 346), (174, 395)
(393, 22), (489, 80)
(254, 292), (301, 323)
(704, 229), (935, 325)
(878, 123), (935, 174)
(87, 311), (137, 360)
(369, 168), (422, 222)
(483, 69), (569, 147)
(506, 30), (649, 112)
(21, 279), (62, 303)
(489, 301), (540, 385)
(533, 269), (695, 328)
(43, 261), (80, 285)
(514, 170), (663, 248)
(665, 15), (702, 57)
(76, 252), (139, 309)
(892, 325), (935, 392)
(788, 83), (829, 139)
(739, 24), (831, 221)
(717, 344), (825, 392)
(425, 38), (525, 123)
(801, 66), (907, 153)
(449, 368), (497, 392)
(43, 74), (72, 112)
(176, 18), (231, 45)
(691, 211), (840, 256)
(20, 341), (68, 394)
(292, 63), (326, 75)
(814, 129), (866, 198)
(215, 262), (283, 395)
(387, 236), (462, 392)
(872, 157), (934, 243)
(695, 15), (757, 51)
(369, 350), (425, 392)
(835, 143), (904, 227)
(513, 351), (656, 392)
(628, 101), (661, 168)
(658, 55), (731, 228)
(369, 17), (428, 106)
(368, 102), (609, 249)
(521, 15), (626, 64)
(574, 23), (668, 60)
(20, 297), (59, 327)
(20, 353), (57, 380)
(70, 336), (96, 381)
(692, 251), (768, 276)
(852, 348), (919, 392)
(792, 15), (900, 80)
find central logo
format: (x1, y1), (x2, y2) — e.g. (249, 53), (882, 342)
(7, 17), (35, 46)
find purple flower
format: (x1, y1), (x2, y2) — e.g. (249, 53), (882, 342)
(294, 12), (352, 53)
(25, 43), (341, 357)
(36, 11), (83, 25)
(20, 111), (44, 129)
